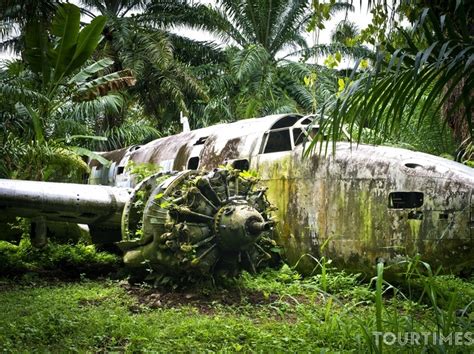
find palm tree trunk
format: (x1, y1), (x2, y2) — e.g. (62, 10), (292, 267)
(443, 78), (471, 145)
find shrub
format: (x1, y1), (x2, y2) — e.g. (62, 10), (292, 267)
(0, 238), (120, 277)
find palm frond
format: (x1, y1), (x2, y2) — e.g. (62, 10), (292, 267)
(66, 93), (124, 121)
(231, 44), (270, 81)
(315, 1), (473, 151)
(168, 34), (225, 66)
(94, 119), (160, 151)
(300, 43), (373, 61)
(68, 58), (114, 84)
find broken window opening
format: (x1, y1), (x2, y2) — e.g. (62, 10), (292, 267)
(293, 127), (324, 147)
(187, 157), (200, 170)
(293, 128), (305, 146)
(405, 163), (424, 169)
(232, 159), (249, 171)
(263, 129), (292, 153)
(438, 212), (449, 220)
(194, 137), (208, 145)
(129, 145), (142, 152)
(388, 192), (424, 209)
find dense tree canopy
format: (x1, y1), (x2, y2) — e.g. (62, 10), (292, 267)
(0, 0), (472, 180)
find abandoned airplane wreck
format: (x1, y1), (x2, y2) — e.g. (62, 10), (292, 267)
(1, 113), (473, 276)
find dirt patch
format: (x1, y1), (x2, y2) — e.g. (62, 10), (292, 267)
(123, 283), (280, 314)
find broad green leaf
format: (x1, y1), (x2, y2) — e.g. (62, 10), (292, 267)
(51, 3), (81, 82)
(23, 20), (51, 86)
(68, 58), (114, 84)
(67, 15), (107, 76)
(69, 146), (111, 167)
(15, 103), (44, 142)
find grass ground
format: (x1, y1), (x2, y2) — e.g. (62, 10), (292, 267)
(0, 264), (472, 352)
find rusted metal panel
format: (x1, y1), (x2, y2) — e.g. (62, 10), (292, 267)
(90, 114), (294, 186)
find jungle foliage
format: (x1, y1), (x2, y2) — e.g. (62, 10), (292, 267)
(1, 0), (470, 181)
(0, 3), (472, 351)
(313, 0), (473, 159)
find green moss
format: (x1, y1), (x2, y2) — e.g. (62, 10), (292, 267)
(358, 190), (373, 244)
(408, 219), (422, 240)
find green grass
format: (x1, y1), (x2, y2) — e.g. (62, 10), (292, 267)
(0, 264), (472, 352)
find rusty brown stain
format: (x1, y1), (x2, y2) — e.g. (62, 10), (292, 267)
(200, 137), (242, 170)
(173, 144), (191, 170)
(127, 133), (195, 167)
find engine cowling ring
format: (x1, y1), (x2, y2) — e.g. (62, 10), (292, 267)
(122, 168), (278, 277)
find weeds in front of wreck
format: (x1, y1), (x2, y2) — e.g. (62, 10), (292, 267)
(0, 254), (472, 352)
(363, 257), (473, 353)
(0, 229), (472, 353)
(282, 253), (473, 353)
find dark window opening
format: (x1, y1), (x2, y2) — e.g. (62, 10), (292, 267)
(300, 118), (312, 125)
(389, 192), (424, 209)
(263, 130), (292, 153)
(405, 163), (423, 169)
(232, 159), (249, 171)
(117, 166), (125, 175)
(293, 128), (305, 146)
(129, 145), (141, 152)
(194, 137), (208, 145)
(293, 128), (306, 146)
(188, 156), (200, 169)
(270, 115), (300, 129)
(294, 127), (323, 146)
(439, 212), (449, 220)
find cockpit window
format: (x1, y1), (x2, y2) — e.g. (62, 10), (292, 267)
(261, 116), (323, 154)
(293, 128), (305, 146)
(293, 126), (322, 147)
(263, 129), (292, 153)
(270, 115), (300, 129)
